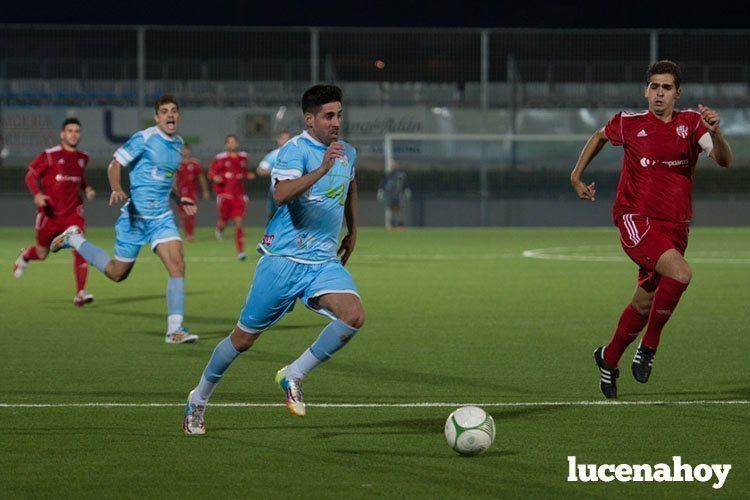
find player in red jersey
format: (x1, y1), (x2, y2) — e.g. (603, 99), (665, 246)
(570, 61), (732, 399)
(176, 144), (210, 242)
(13, 117), (97, 306)
(209, 134), (255, 260)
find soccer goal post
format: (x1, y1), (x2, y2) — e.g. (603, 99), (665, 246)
(382, 133), (592, 228)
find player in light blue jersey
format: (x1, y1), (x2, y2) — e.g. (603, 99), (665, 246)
(256, 130), (291, 222)
(183, 85), (364, 434)
(50, 95), (199, 344)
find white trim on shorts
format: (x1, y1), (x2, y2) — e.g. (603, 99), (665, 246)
(235, 322), (264, 334)
(114, 255), (136, 263)
(304, 289), (362, 321)
(151, 236), (182, 251)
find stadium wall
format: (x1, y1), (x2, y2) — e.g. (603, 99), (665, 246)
(1, 197), (747, 228)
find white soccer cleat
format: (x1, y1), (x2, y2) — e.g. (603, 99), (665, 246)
(165, 326), (199, 344)
(13, 250), (28, 279)
(183, 390), (206, 435)
(214, 229), (223, 241)
(73, 290), (95, 307)
(50, 225), (82, 253)
(275, 366), (306, 417)
(237, 252), (247, 261)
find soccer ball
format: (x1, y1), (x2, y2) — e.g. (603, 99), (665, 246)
(444, 406), (495, 456)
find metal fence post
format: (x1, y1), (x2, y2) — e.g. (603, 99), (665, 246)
(480, 30), (489, 111)
(137, 26), (146, 124)
(310, 27), (319, 85)
(479, 30), (490, 226)
(649, 30), (659, 63)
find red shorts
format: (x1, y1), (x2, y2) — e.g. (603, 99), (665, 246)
(616, 213), (688, 292)
(217, 195), (246, 221)
(35, 210), (86, 248)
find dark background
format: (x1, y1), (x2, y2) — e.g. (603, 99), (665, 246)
(2, 0), (749, 28)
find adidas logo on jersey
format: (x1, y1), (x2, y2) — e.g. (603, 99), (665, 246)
(637, 129), (648, 137)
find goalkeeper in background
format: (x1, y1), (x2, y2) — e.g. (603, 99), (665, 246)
(378, 160), (411, 230)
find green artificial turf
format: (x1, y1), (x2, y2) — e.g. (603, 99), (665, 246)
(1, 227), (748, 498)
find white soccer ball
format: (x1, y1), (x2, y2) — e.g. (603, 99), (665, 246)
(444, 406), (495, 456)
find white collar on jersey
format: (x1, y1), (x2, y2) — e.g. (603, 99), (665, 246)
(153, 126), (178, 142)
(301, 130), (327, 148)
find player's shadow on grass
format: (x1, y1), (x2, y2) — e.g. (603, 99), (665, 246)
(626, 386), (750, 399)
(241, 349), (527, 396)
(332, 448), (517, 459)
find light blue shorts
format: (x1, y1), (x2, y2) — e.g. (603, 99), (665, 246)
(113, 211), (182, 262)
(237, 255), (360, 333)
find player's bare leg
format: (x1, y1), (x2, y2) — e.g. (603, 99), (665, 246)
(13, 245), (49, 278)
(632, 249), (691, 383)
(233, 217), (245, 260)
(278, 293), (365, 416)
(155, 240), (198, 343)
(103, 259), (135, 282)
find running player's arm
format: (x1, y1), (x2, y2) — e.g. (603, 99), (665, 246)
(209, 158), (223, 184)
(80, 156), (95, 201)
(698, 104), (732, 168)
(25, 152), (51, 207)
(110, 131), (145, 205)
(570, 126), (610, 201)
(257, 152), (273, 176)
(107, 159), (128, 205)
(338, 179), (358, 266)
(198, 170), (210, 200)
(242, 154), (255, 181)
(272, 142), (344, 205)
(170, 178), (198, 215)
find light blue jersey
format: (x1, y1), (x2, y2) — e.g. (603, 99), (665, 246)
(114, 126), (184, 218)
(258, 148), (281, 172)
(259, 147), (281, 220)
(259, 131), (356, 263)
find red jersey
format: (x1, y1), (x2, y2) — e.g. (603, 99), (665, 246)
(209, 151), (250, 198)
(177, 158), (203, 199)
(25, 145), (90, 217)
(605, 109), (710, 224)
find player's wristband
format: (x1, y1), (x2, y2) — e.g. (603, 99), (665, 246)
(170, 192), (195, 206)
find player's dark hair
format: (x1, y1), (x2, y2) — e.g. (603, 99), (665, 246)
(61, 117), (81, 129)
(302, 85), (343, 114)
(647, 60), (682, 89)
(225, 134), (238, 142)
(154, 94), (179, 113)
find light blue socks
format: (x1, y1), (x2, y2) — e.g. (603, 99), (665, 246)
(76, 240), (111, 273)
(194, 336), (241, 403)
(286, 320), (359, 379)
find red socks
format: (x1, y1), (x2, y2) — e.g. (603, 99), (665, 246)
(22, 246), (42, 261)
(642, 277), (689, 350)
(73, 250), (88, 293)
(235, 227), (244, 253)
(603, 304), (648, 368)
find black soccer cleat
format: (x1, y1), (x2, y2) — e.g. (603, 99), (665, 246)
(632, 343), (656, 384)
(594, 347), (619, 399)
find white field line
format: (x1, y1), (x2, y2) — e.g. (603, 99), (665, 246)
(0, 400), (747, 409)
(1, 253), (520, 265)
(522, 247), (750, 265)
